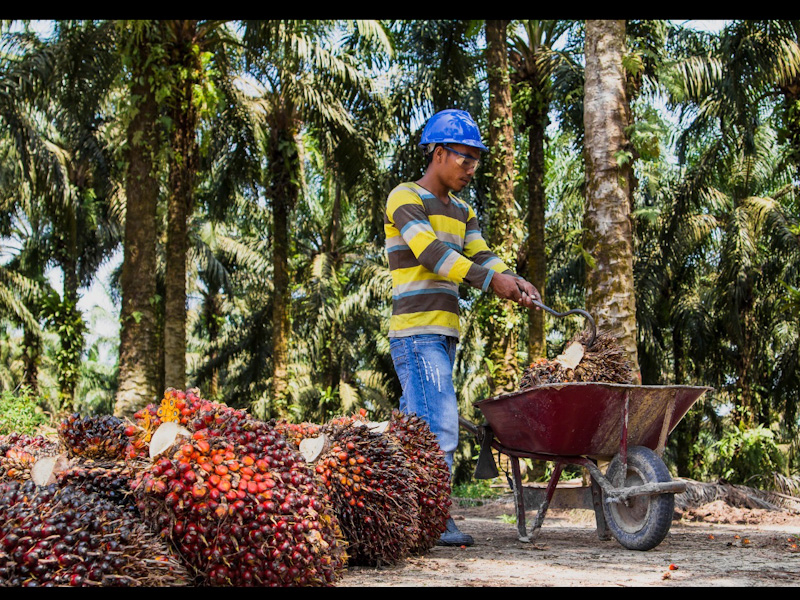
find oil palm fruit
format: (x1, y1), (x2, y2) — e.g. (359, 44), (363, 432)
(386, 410), (451, 554)
(0, 480), (190, 586)
(58, 414), (129, 461)
(129, 389), (347, 587)
(518, 329), (635, 388)
(0, 434), (60, 483)
(282, 414), (421, 567)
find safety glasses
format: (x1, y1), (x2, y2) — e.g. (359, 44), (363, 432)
(442, 145), (480, 170)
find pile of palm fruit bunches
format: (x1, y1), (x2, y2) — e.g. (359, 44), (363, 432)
(0, 388), (452, 587)
(518, 327), (636, 389)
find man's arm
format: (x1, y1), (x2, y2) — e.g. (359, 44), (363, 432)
(461, 204), (541, 308)
(386, 188), (497, 291)
(489, 271), (541, 308)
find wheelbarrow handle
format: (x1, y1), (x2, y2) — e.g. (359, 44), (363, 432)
(458, 414), (479, 436)
(531, 299), (597, 347)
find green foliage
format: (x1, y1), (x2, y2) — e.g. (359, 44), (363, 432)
(626, 104), (666, 162)
(0, 386), (49, 435)
(41, 293), (86, 411)
(497, 513), (517, 524)
(711, 422), (787, 487)
(778, 280), (800, 319)
(452, 479), (506, 503)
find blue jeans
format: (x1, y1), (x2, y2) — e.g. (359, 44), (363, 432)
(389, 334), (459, 472)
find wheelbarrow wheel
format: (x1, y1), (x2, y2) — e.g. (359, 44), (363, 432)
(602, 445), (675, 551)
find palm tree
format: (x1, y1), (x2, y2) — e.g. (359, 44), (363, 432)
(0, 146), (46, 391)
(289, 173), (393, 422)
(161, 20), (245, 392)
(663, 19), (800, 428)
(114, 21), (164, 416)
(0, 21), (121, 411)
(509, 19), (577, 359)
(162, 20), (201, 392)
(479, 19), (523, 395)
(188, 219), (273, 409)
(187, 57), (271, 405)
(240, 20), (389, 417)
(582, 20), (640, 378)
(708, 126), (797, 425)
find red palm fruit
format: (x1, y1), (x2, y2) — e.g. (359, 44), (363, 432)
(387, 409), (452, 554)
(130, 391), (348, 586)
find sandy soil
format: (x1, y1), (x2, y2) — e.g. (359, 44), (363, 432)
(338, 495), (800, 587)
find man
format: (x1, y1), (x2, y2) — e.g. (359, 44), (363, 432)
(384, 109), (541, 546)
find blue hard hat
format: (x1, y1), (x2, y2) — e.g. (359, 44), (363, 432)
(419, 109), (488, 152)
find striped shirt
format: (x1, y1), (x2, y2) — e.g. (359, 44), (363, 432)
(384, 182), (513, 339)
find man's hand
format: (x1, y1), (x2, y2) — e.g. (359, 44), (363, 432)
(515, 277), (541, 309)
(489, 273), (541, 308)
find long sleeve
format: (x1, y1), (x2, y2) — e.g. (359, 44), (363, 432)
(386, 185), (504, 292)
(384, 183), (513, 339)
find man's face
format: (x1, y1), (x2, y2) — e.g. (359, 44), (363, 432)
(437, 143), (481, 192)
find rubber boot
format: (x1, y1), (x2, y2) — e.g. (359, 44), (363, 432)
(436, 517), (474, 547)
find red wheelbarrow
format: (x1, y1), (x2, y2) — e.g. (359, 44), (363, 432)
(459, 382), (712, 550)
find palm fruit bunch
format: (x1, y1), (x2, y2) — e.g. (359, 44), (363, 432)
(57, 413), (130, 461)
(0, 479), (190, 587)
(128, 389), (347, 587)
(287, 414), (421, 567)
(386, 410), (451, 554)
(274, 420), (322, 447)
(123, 388), (205, 460)
(54, 413), (146, 507)
(570, 328), (635, 383)
(54, 459), (139, 508)
(518, 329), (636, 389)
(0, 433), (60, 483)
(55, 413), (139, 507)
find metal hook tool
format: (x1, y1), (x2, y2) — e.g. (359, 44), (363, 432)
(531, 300), (597, 347)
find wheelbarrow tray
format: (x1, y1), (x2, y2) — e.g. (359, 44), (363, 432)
(473, 382), (711, 459)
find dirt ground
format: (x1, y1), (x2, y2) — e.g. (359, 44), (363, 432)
(338, 493), (800, 587)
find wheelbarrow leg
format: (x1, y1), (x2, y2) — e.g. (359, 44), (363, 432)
(510, 456), (529, 542)
(528, 461), (564, 543)
(589, 468), (611, 541)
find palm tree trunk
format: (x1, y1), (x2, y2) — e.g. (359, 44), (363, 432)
(484, 19), (521, 394)
(582, 19), (641, 379)
(22, 327), (39, 394)
(324, 183), (342, 396)
(205, 290), (221, 399)
(114, 33), (161, 417)
(526, 109), (548, 359)
(163, 19), (199, 391)
(56, 207), (83, 413)
(271, 192), (291, 414)
(266, 122), (301, 417)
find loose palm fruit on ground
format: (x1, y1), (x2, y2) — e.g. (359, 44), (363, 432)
(0, 480), (190, 587)
(0, 433), (60, 483)
(131, 404), (347, 586)
(57, 414), (130, 461)
(309, 415), (421, 567)
(387, 410), (451, 554)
